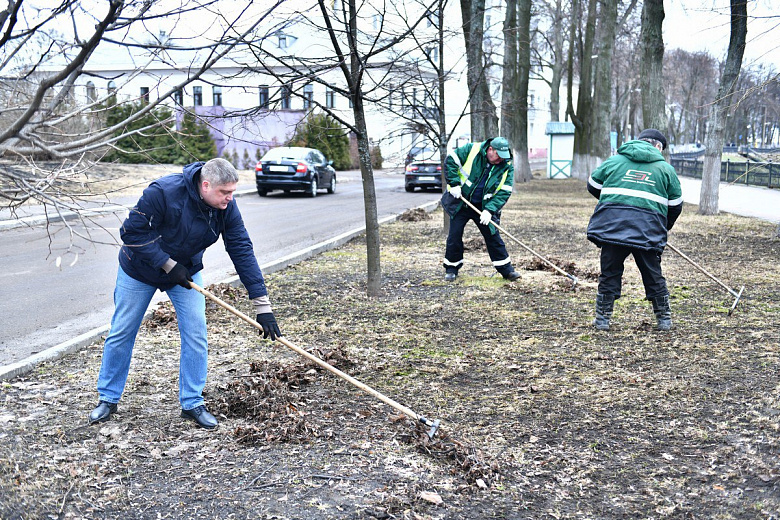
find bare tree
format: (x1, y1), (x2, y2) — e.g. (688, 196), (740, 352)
(500, 0), (531, 182)
(663, 50), (718, 146)
(241, 0), (434, 296)
(639, 0), (666, 135)
(700, 0), (747, 215)
(533, 0), (568, 122)
(566, 0), (637, 179)
(565, 0), (595, 179)
(0, 0), (279, 234)
(460, 0), (498, 140)
(590, 0), (618, 162)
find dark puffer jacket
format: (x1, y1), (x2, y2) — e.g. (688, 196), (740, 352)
(586, 140), (683, 252)
(118, 162), (267, 297)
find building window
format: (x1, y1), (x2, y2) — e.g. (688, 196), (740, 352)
(348, 94), (353, 108)
(213, 86), (222, 106)
(278, 34), (287, 49)
(303, 84), (313, 109)
(173, 89), (183, 105)
(140, 86), (150, 103)
(325, 87), (335, 108)
(107, 80), (116, 95)
(259, 85), (269, 108)
(426, 10), (439, 27)
(373, 14), (383, 30)
(85, 81), (96, 102)
(193, 86), (202, 106)
(280, 84), (291, 109)
(427, 46), (439, 63)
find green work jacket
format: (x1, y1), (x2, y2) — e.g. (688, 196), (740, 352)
(444, 138), (514, 219)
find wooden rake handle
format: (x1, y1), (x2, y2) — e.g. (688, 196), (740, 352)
(188, 282), (436, 428)
(666, 242), (744, 315)
(458, 196), (579, 284)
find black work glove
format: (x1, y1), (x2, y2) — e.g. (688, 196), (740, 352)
(256, 312), (281, 341)
(169, 263), (193, 289)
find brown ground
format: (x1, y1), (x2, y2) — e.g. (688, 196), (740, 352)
(1, 178), (779, 519)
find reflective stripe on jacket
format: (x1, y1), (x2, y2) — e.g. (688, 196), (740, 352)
(444, 138), (514, 220)
(586, 140), (683, 252)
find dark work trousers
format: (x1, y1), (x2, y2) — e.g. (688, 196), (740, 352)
(598, 243), (668, 299)
(444, 205), (512, 275)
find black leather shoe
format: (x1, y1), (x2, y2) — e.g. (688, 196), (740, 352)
(444, 272), (457, 282)
(89, 401), (118, 424)
(503, 271), (521, 281)
(181, 405), (218, 429)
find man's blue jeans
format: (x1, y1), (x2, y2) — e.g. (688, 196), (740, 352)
(96, 266), (208, 410)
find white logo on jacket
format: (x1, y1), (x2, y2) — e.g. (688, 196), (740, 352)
(623, 169), (655, 186)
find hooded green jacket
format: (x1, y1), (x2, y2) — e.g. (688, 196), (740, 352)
(444, 138), (514, 218)
(586, 140), (683, 252)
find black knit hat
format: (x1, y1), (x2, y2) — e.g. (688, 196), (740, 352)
(637, 129), (667, 150)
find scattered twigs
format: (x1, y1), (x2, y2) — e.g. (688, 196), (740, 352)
(58, 481), (76, 518)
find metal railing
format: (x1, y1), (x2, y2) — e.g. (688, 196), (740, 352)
(670, 157), (780, 189)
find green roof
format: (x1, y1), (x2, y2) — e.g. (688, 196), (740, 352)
(545, 122), (576, 135)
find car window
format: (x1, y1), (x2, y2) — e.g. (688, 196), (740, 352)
(314, 151), (326, 164)
(261, 147), (308, 161)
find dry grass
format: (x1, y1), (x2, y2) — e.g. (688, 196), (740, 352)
(0, 179), (778, 519)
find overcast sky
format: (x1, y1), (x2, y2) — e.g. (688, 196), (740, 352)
(663, 0), (779, 70)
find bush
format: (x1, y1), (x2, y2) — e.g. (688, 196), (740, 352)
(100, 101), (178, 164)
(288, 113), (351, 170)
(370, 144), (383, 170)
(100, 102), (215, 165)
(175, 111), (216, 164)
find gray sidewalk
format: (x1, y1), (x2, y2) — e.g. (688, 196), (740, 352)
(678, 176), (780, 223)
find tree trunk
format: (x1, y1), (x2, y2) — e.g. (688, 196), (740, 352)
(501, 0), (518, 142)
(460, 0), (498, 140)
(501, 0), (531, 182)
(700, 0), (747, 215)
(548, 0), (565, 121)
(515, 0), (532, 181)
(345, 0), (381, 295)
(570, 0), (597, 179)
(353, 101), (382, 295)
(591, 0), (617, 162)
(437, 0), (451, 236)
(640, 0), (667, 133)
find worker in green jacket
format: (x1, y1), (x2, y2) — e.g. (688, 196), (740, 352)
(442, 137), (520, 282)
(586, 129), (683, 331)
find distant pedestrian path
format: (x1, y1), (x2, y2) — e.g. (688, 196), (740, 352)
(678, 177), (780, 223)
(670, 146), (780, 190)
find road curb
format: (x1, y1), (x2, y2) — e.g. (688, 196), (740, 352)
(0, 198), (440, 381)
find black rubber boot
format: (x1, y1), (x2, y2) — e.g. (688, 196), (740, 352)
(652, 294), (672, 331)
(593, 293), (614, 331)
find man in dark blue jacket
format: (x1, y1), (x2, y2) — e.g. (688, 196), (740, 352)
(89, 158), (280, 429)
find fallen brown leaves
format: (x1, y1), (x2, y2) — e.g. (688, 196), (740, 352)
(1, 178), (779, 519)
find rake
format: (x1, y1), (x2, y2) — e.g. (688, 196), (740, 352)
(459, 196), (579, 286)
(666, 242), (744, 315)
(189, 282), (441, 439)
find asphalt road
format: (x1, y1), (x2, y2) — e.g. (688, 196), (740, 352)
(0, 171), (441, 366)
